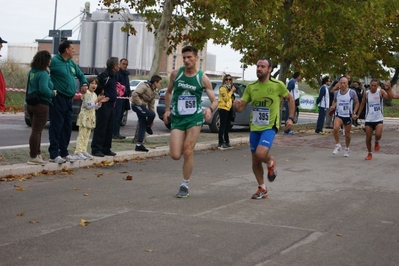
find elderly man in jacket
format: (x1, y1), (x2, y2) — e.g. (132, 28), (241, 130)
(131, 75), (162, 152)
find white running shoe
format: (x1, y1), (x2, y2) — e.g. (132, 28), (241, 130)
(27, 156), (46, 165)
(49, 156), (66, 164)
(63, 154), (78, 162)
(75, 152), (87, 160)
(333, 144), (342, 155)
(344, 147), (350, 157)
(82, 152), (93, 160)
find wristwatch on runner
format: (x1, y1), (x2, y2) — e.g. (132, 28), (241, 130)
(288, 117), (297, 124)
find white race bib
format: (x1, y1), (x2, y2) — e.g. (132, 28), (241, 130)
(178, 95), (197, 115)
(369, 103), (381, 115)
(338, 102), (350, 116)
(252, 107), (270, 126)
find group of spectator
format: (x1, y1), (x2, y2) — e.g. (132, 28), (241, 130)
(25, 40), (160, 165)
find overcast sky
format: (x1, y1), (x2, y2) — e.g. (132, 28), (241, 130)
(0, 0), (257, 80)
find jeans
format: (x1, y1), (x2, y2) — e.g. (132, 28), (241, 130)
(27, 103), (49, 158)
(48, 95), (73, 159)
(91, 102), (114, 154)
(131, 104), (155, 143)
(113, 98), (124, 136)
(316, 107), (327, 133)
(218, 109), (231, 144)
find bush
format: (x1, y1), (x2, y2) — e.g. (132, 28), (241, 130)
(1, 60), (29, 111)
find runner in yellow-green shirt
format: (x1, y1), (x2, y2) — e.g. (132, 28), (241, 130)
(234, 58), (295, 199)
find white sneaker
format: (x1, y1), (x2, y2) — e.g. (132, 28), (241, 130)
(344, 147), (350, 157)
(333, 144), (342, 155)
(75, 152), (87, 160)
(82, 152), (93, 160)
(27, 156), (46, 165)
(63, 154), (78, 162)
(49, 156), (66, 164)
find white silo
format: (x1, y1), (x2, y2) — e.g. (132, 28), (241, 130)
(79, 21), (97, 73)
(94, 21), (113, 69)
(111, 21), (128, 60)
(127, 21), (146, 71)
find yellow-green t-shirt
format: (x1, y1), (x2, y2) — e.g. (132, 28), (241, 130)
(241, 78), (289, 131)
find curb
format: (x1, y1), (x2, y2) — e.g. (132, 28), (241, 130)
(0, 137), (249, 178)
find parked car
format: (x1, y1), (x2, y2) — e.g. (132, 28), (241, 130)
(24, 75), (128, 128)
(156, 80), (250, 132)
(129, 79), (146, 93)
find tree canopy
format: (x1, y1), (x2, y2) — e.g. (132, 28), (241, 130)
(100, 0), (399, 85)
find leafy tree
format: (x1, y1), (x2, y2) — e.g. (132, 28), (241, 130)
(100, 0), (399, 86)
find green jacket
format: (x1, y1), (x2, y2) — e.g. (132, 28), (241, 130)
(27, 68), (55, 104)
(49, 53), (87, 98)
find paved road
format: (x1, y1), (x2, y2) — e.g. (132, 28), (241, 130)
(1, 125), (399, 265)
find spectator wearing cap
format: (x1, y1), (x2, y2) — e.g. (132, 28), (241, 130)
(0, 37), (8, 111)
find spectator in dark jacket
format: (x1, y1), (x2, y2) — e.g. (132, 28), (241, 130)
(91, 57), (119, 157)
(315, 76), (331, 134)
(113, 58), (131, 139)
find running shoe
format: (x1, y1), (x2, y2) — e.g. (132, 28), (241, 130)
(75, 152), (87, 160)
(333, 144), (342, 155)
(344, 147), (350, 157)
(284, 130), (295, 135)
(176, 185), (189, 198)
(63, 154), (78, 162)
(365, 153), (372, 160)
(135, 145), (149, 152)
(251, 186), (268, 199)
(82, 152), (93, 160)
(49, 156), (66, 164)
(267, 158), (277, 182)
(217, 143), (228, 150)
(374, 142), (380, 152)
(225, 143), (233, 149)
(27, 156), (46, 165)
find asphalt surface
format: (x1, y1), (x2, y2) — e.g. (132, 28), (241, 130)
(1, 123), (399, 265)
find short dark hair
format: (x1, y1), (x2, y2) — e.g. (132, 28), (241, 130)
(120, 58), (128, 63)
(58, 40), (73, 54)
(150, 75), (162, 84)
(31, 50), (51, 70)
(293, 72), (301, 79)
(259, 57), (273, 69)
(182, 46), (198, 56)
(321, 76), (330, 85)
(106, 57), (119, 70)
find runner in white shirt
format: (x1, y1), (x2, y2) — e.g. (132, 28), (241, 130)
(329, 76), (359, 157)
(356, 79), (393, 160)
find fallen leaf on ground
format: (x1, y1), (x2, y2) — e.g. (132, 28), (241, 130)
(29, 220), (39, 224)
(145, 249), (153, 252)
(83, 193), (89, 196)
(79, 219), (91, 226)
(15, 185), (25, 191)
(17, 212), (24, 216)
(74, 187), (78, 190)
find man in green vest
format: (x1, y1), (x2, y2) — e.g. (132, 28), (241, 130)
(163, 46), (218, 198)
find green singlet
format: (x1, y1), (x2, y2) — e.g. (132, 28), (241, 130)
(241, 78), (289, 131)
(170, 67), (205, 130)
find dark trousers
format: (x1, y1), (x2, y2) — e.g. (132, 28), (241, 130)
(113, 98), (124, 136)
(131, 104), (155, 143)
(218, 109), (231, 144)
(91, 102), (114, 154)
(48, 95), (73, 159)
(27, 103), (49, 158)
(316, 107), (327, 133)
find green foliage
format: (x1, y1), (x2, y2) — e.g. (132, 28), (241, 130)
(101, 0), (399, 85)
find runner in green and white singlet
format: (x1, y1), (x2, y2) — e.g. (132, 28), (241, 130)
(163, 46), (218, 198)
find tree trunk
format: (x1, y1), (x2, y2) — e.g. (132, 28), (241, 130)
(278, 59), (291, 82)
(148, 0), (174, 77)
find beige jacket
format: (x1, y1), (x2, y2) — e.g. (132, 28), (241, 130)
(130, 82), (156, 111)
